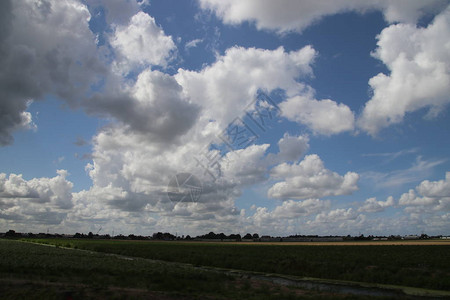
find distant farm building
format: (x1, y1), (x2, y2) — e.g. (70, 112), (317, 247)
(403, 235), (419, 240)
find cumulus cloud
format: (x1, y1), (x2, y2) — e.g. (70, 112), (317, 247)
(399, 172), (450, 210)
(247, 199), (329, 233)
(358, 196), (394, 213)
(268, 154), (359, 200)
(86, 0), (144, 25)
(0, 170), (73, 209)
(302, 208), (367, 234)
(399, 190), (436, 207)
(82, 124), (270, 218)
(3, 0), (447, 236)
(0, 170), (74, 226)
(221, 144), (270, 185)
(175, 45), (316, 129)
(82, 122), (234, 214)
(0, 0), (104, 145)
(245, 198), (447, 236)
(71, 44), (325, 229)
(198, 0), (448, 33)
(277, 133), (309, 162)
(85, 70), (200, 143)
(417, 172), (450, 197)
(65, 121), (251, 235)
(314, 208), (358, 223)
(280, 93), (355, 135)
(0, 0), (180, 147)
(70, 44), (322, 229)
(271, 199), (330, 218)
(358, 7), (450, 135)
(110, 11), (176, 73)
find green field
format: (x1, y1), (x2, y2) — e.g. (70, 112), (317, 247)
(1, 239), (342, 299)
(2, 238), (450, 299)
(24, 239), (450, 289)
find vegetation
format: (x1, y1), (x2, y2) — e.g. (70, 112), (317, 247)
(23, 238), (450, 291)
(1, 239), (388, 299)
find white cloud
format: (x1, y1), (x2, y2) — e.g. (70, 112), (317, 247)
(302, 207), (367, 235)
(417, 172), (450, 197)
(0, 173), (35, 198)
(399, 172), (450, 210)
(185, 38), (203, 50)
(81, 122), (241, 216)
(314, 208), (359, 223)
(358, 7), (450, 135)
(199, 0), (447, 33)
(244, 198), (448, 236)
(110, 11), (176, 73)
(175, 45), (316, 130)
(280, 93), (355, 135)
(268, 154), (359, 200)
(221, 144), (270, 185)
(271, 199), (330, 218)
(71, 43), (319, 230)
(0, 170), (74, 226)
(64, 44), (322, 234)
(248, 199), (329, 230)
(358, 196), (394, 213)
(2, 1), (448, 237)
(399, 189), (436, 207)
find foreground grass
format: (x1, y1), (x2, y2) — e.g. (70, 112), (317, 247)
(25, 238), (450, 291)
(1, 239), (377, 299)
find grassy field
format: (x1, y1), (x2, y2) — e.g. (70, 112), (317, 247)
(238, 239), (450, 246)
(1, 238), (366, 300)
(21, 238), (450, 292)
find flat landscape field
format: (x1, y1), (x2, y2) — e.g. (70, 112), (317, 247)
(237, 239), (450, 246)
(2, 238), (450, 299)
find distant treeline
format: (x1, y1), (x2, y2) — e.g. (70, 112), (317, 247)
(0, 229), (441, 241)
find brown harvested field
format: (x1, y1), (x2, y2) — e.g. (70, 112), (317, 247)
(231, 239), (450, 246)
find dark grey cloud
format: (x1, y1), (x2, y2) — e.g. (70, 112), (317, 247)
(0, 0), (12, 55)
(0, 0), (106, 146)
(84, 70), (200, 143)
(0, 0), (28, 145)
(0, 1), (193, 147)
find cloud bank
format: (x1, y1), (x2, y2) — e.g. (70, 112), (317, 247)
(0, 0), (448, 236)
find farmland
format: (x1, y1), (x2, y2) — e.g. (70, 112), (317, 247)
(0, 239), (337, 299)
(1, 238), (450, 299)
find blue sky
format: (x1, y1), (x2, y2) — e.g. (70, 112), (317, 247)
(0, 0), (449, 236)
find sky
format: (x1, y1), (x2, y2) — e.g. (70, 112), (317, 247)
(0, 0), (449, 237)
